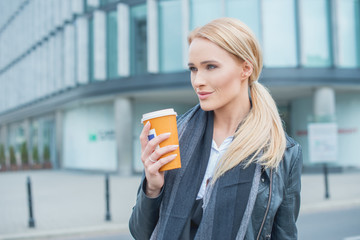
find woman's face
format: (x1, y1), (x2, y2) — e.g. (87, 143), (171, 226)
(188, 37), (250, 112)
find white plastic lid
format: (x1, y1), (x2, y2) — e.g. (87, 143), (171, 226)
(141, 108), (177, 123)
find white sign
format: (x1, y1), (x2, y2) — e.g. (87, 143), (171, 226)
(308, 123), (338, 163)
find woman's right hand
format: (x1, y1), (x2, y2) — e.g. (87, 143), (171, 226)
(139, 121), (178, 198)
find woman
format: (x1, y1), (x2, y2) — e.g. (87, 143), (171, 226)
(129, 17), (302, 240)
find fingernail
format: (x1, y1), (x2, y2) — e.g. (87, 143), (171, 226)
(145, 121), (150, 127)
(162, 132), (171, 137)
(170, 145), (179, 149)
(170, 154), (177, 158)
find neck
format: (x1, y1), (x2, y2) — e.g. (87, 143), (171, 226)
(213, 93), (251, 147)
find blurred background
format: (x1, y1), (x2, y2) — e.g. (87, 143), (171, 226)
(0, 0), (359, 239)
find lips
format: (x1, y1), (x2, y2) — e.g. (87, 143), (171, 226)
(197, 91), (213, 100)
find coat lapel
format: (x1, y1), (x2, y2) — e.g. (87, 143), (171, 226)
(211, 163), (257, 239)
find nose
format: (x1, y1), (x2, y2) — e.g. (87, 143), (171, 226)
(192, 71), (206, 89)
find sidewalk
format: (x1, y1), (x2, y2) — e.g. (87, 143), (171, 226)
(300, 170), (360, 213)
(0, 169), (360, 240)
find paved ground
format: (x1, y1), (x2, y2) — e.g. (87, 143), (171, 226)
(0, 169), (360, 240)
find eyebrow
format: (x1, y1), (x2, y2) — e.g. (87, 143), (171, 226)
(188, 60), (219, 66)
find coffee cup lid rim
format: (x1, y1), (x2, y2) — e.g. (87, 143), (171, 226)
(141, 108), (177, 123)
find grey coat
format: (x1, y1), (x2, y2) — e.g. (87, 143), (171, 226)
(244, 135), (303, 240)
(129, 106), (302, 240)
(129, 136), (302, 240)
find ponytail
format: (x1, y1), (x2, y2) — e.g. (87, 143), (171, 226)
(212, 81), (286, 182)
(189, 18), (287, 182)
(249, 81), (286, 166)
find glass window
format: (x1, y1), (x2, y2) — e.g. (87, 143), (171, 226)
(190, 0), (222, 29)
(357, 0), (360, 67)
(30, 121), (39, 159)
(8, 123), (24, 152)
(336, 0), (360, 68)
(299, 0), (331, 67)
(86, 0), (99, 11)
(100, 0), (119, 6)
(42, 119), (56, 168)
(158, 0), (183, 73)
(262, 0), (297, 67)
(226, 0), (261, 40)
(130, 4), (147, 75)
(106, 10), (118, 79)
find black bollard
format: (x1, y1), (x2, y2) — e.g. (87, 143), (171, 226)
(27, 176), (35, 228)
(324, 163), (330, 199)
(105, 174), (111, 221)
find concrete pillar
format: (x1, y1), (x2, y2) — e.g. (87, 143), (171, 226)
(0, 125), (9, 167)
(54, 31), (64, 91)
(43, 41), (50, 96)
(94, 10), (107, 81)
(76, 16), (89, 84)
(314, 87), (336, 122)
(23, 119), (32, 165)
(55, 110), (64, 168)
(54, 0), (63, 28)
(0, 76), (3, 111)
(62, 0), (72, 23)
(0, 126), (5, 144)
(49, 36), (56, 94)
(39, 0), (46, 40)
(147, 0), (159, 73)
(44, 0), (52, 36)
(182, 0), (190, 69)
(35, 48), (41, 99)
(64, 24), (76, 88)
(72, 0), (85, 15)
(87, 0), (100, 8)
(114, 98), (133, 175)
(117, 3), (130, 77)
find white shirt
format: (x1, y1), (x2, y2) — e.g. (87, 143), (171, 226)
(196, 136), (234, 200)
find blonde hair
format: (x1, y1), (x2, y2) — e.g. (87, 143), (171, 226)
(188, 18), (286, 182)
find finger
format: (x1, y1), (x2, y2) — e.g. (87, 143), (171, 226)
(144, 144), (178, 167)
(151, 144), (179, 161)
(140, 121), (151, 151)
(148, 154), (177, 172)
(143, 132), (171, 158)
(148, 155), (157, 163)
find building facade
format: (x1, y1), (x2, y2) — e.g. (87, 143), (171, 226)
(0, 0), (360, 174)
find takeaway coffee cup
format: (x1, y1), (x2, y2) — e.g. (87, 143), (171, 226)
(141, 108), (181, 171)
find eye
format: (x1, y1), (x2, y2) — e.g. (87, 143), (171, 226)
(189, 66), (198, 72)
(206, 64), (217, 70)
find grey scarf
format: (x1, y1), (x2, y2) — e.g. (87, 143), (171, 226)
(150, 105), (261, 240)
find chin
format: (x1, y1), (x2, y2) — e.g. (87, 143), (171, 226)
(199, 102), (216, 112)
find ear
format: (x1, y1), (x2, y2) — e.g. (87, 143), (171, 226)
(240, 61), (253, 81)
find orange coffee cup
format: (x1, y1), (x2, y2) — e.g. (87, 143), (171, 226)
(141, 108), (181, 171)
